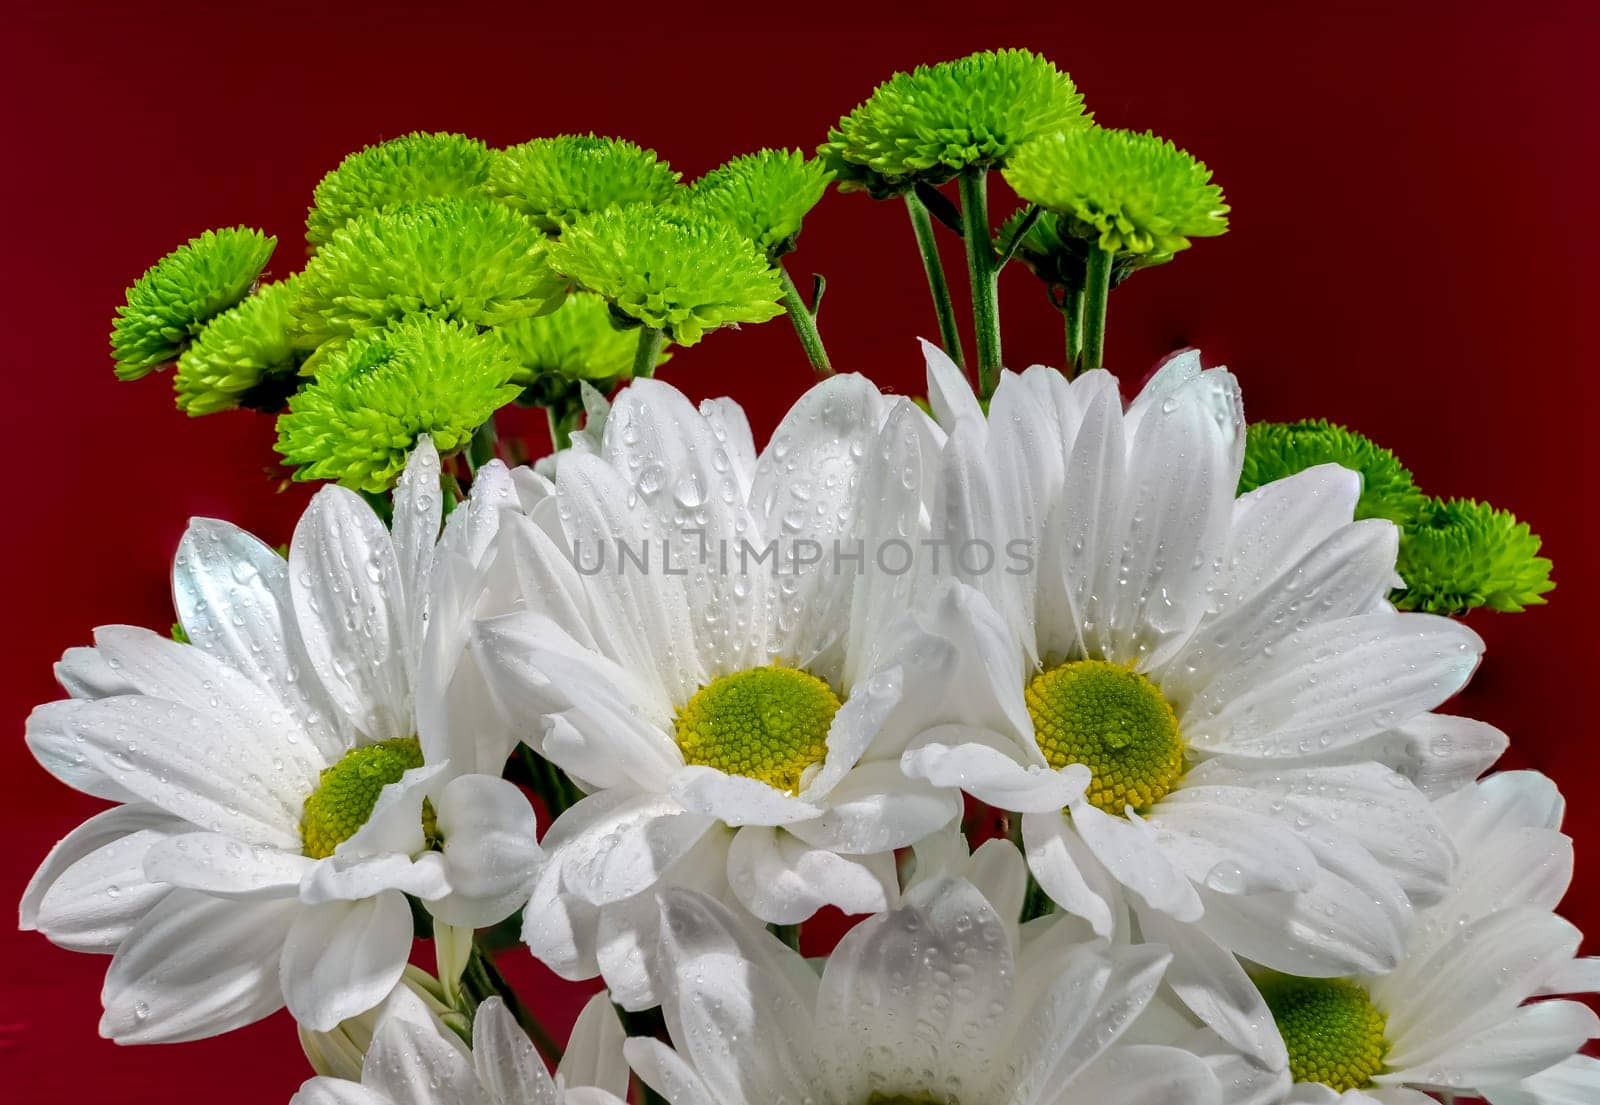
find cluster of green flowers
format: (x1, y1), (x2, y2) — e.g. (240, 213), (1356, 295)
(1240, 420), (1554, 613)
(109, 132), (832, 489)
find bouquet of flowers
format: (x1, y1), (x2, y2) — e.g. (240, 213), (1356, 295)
(20, 47), (1592, 1105)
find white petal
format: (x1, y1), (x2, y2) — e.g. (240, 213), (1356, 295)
(474, 997), (558, 1105)
(559, 990), (630, 1098)
(555, 792), (715, 905)
(668, 766), (822, 827)
(1482, 1055), (1600, 1105)
(281, 892), (414, 1031)
(291, 485), (412, 741)
(726, 825), (896, 924)
(1145, 799), (1318, 895)
(143, 831), (311, 899)
(1439, 769), (1565, 841)
(101, 888), (296, 1043)
(21, 803), (185, 952)
(786, 760), (961, 854)
(361, 986), (478, 1105)
(391, 437), (443, 638)
(521, 854), (599, 981)
(1072, 802), (1202, 922)
(291, 1077), (397, 1105)
(1059, 1045), (1221, 1105)
(1218, 465), (1362, 611)
(1022, 810), (1123, 939)
(429, 773), (541, 928)
(902, 727), (1089, 812)
(299, 851), (451, 905)
(624, 1037), (719, 1105)
(797, 665), (902, 802)
(1379, 1000), (1598, 1091)
(24, 699), (141, 803)
(922, 337), (982, 430)
(55, 645), (136, 699)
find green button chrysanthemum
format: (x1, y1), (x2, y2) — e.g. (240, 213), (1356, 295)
(547, 205), (784, 346)
(292, 197), (565, 350)
(111, 227), (277, 380)
(488, 134), (682, 235)
(306, 132), (492, 249)
(687, 149), (832, 259)
(820, 48), (1088, 193)
(1004, 127), (1229, 258)
(1396, 498), (1554, 614)
(1239, 420), (1428, 525)
(174, 278), (303, 415)
(276, 314), (521, 491)
(492, 291), (648, 387)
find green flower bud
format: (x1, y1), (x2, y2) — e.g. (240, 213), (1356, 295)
(1239, 420), (1427, 525)
(547, 205), (784, 346)
(276, 314), (521, 492)
(292, 197), (564, 350)
(1396, 498), (1554, 614)
(306, 132), (492, 249)
(688, 149), (832, 258)
(488, 135), (681, 234)
(174, 278), (303, 415)
(822, 48), (1088, 192)
(1004, 127), (1228, 258)
(111, 227), (276, 380)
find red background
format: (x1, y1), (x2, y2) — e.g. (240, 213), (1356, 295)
(3, 2), (1596, 1101)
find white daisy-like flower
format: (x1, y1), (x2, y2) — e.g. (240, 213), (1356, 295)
(19, 441), (540, 1041)
(472, 374), (974, 1008)
(895, 344), (1482, 1066)
(627, 847), (1224, 1105)
(292, 986), (630, 1105)
(1254, 770), (1598, 1105)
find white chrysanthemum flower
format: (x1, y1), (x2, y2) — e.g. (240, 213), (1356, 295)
(19, 441), (540, 1040)
(628, 852), (1225, 1105)
(473, 375), (975, 1008)
(292, 986), (630, 1105)
(895, 344), (1483, 1066)
(1254, 771), (1598, 1105)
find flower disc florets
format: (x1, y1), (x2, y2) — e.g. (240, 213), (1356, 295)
(1258, 975), (1389, 1092)
(674, 666), (841, 794)
(174, 278), (302, 415)
(488, 134), (681, 234)
(111, 227), (277, 379)
(291, 197), (564, 350)
(547, 205), (784, 345)
(822, 48), (1089, 190)
(276, 313), (521, 491)
(1239, 420), (1427, 524)
(305, 132), (493, 249)
(688, 149), (832, 258)
(300, 737), (425, 859)
(1004, 128), (1228, 257)
(1396, 497), (1554, 613)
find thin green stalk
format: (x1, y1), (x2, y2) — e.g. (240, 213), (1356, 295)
(1080, 247), (1114, 373)
(632, 326), (665, 379)
(903, 191), (966, 371)
(1062, 285), (1085, 377)
(957, 167), (1002, 397)
(776, 262), (834, 379)
(546, 406), (575, 452)
(770, 922), (802, 953)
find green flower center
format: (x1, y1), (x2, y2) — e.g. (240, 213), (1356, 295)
(301, 737), (426, 859)
(1026, 659), (1184, 815)
(1259, 976), (1389, 1092)
(674, 666), (841, 794)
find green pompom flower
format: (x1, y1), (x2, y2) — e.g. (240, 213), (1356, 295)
(306, 132), (492, 249)
(1004, 128), (1228, 258)
(492, 291), (647, 387)
(488, 135), (681, 234)
(292, 197), (564, 350)
(688, 150), (832, 258)
(111, 227), (277, 379)
(174, 278), (303, 415)
(821, 48), (1088, 192)
(276, 314), (521, 491)
(1239, 420), (1427, 525)
(547, 205), (784, 346)
(1396, 498), (1554, 614)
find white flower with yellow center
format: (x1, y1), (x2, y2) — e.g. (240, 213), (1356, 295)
(292, 986), (630, 1105)
(896, 344), (1482, 1068)
(19, 440), (540, 1042)
(627, 859), (1224, 1105)
(1253, 771), (1598, 1105)
(473, 375), (973, 1008)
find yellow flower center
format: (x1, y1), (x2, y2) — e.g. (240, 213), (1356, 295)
(1259, 975), (1389, 1092)
(674, 665), (841, 794)
(301, 737), (426, 859)
(1026, 659), (1184, 815)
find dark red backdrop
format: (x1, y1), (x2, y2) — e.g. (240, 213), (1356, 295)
(3, 2), (1595, 1101)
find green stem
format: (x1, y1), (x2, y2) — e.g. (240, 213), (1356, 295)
(957, 167), (1002, 397)
(467, 414), (498, 474)
(903, 191), (966, 371)
(776, 262), (834, 379)
(545, 406), (574, 452)
(770, 922), (802, 953)
(1062, 285), (1085, 378)
(632, 326), (665, 379)
(465, 942), (562, 1063)
(1080, 248), (1114, 373)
